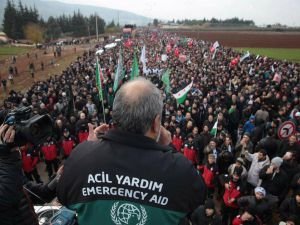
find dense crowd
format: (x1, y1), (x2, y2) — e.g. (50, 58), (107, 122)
(1, 29), (300, 225)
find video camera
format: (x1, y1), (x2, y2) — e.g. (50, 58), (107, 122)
(4, 106), (54, 146)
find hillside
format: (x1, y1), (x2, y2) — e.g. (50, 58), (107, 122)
(0, 0), (152, 27)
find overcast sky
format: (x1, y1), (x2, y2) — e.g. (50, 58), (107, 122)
(57, 0), (300, 26)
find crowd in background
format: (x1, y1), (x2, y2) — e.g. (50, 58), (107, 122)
(0, 29), (300, 225)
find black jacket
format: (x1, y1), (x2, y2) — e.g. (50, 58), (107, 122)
(279, 197), (300, 224)
(191, 205), (222, 225)
(58, 129), (206, 225)
(237, 195), (278, 223)
(0, 146), (56, 225)
(259, 166), (289, 200)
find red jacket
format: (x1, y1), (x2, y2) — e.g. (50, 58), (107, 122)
(78, 130), (89, 143)
(198, 164), (218, 188)
(41, 141), (58, 161)
(232, 216), (243, 225)
(183, 144), (197, 164)
(61, 137), (76, 156)
(21, 145), (38, 172)
(232, 215), (263, 225)
(172, 134), (183, 152)
(223, 180), (242, 208)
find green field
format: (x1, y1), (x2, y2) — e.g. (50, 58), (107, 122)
(0, 45), (31, 60)
(235, 48), (300, 63)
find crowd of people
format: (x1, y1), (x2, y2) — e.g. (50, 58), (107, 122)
(1, 28), (300, 225)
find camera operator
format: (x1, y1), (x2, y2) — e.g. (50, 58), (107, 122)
(57, 78), (206, 225)
(0, 124), (62, 225)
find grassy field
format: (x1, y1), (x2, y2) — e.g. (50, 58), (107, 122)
(235, 48), (300, 63)
(0, 45), (32, 60)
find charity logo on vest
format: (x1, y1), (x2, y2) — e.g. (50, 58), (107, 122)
(111, 202), (147, 225)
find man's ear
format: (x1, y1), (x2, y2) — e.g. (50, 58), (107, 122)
(153, 114), (161, 133)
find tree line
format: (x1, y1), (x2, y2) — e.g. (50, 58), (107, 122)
(168, 17), (255, 26)
(2, 0), (106, 42)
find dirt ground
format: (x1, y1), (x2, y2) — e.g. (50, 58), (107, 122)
(0, 44), (90, 103)
(175, 30), (300, 48)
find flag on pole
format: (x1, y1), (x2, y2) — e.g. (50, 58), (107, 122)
(212, 49), (218, 59)
(140, 45), (147, 74)
(271, 65), (275, 73)
(130, 51), (139, 80)
(240, 51), (250, 62)
(173, 82), (193, 104)
(96, 57), (106, 122)
(249, 67), (254, 76)
(161, 69), (170, 93)
(210, 41), (219, 53)
(113, 47), (124, 92)
(140, 45), (147, 64)
(210, 120), (218, 137)
(95, 57), (103, 101)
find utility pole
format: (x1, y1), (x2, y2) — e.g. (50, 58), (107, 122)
(95, 13), (99, 42)
(118, 11), (120, 27)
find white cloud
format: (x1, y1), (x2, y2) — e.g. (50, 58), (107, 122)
(57, 0), (300, 26)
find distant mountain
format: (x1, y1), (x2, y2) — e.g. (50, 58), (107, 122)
(0, 0), (152, 27)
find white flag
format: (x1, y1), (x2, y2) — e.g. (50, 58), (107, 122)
(240, 51), (250, 62)
(140, 45), (147, 74)
(140, 45), (147, 64)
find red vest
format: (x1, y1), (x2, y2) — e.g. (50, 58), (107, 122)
(78, 131), (89, 143)
(41, 142), (58, 161)
(200, 165), (218, 188)
(62, 138), (76, 156)
(172, 135), (183, 152)
(183, 144), (197, 164)
(21, 150), (38, 172)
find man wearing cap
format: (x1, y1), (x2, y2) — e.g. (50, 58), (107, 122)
(228, 157), (248, 180)
(238, 187), (278, 224)
(61, 128), (77, 159)
(191, 199), (222, 225)
(259, 157), (289, 201)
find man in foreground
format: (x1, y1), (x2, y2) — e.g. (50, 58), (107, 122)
(57, 78), (206, 225)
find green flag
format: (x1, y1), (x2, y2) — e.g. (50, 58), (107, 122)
(161, 69), (170, 93)
(113, 47), (124, 92)
(130, 51), (139, 80)
(210, 120), (218, 137)
(173, 82), (193, 105)
(95, 58), (103, 101)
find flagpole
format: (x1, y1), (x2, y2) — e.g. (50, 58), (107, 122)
(96, 56), (106, 123)
(95, 13), (99, 42)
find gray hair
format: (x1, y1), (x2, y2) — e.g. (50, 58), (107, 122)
(112, 78), (163, 134)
